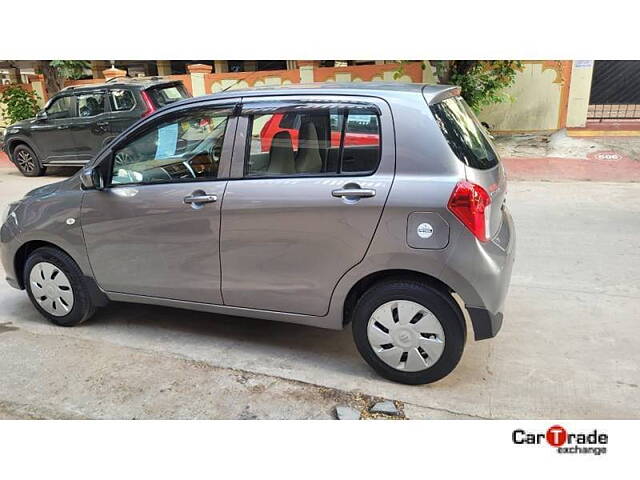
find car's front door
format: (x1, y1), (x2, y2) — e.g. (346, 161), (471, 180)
(31, 94), (78, 162)
(81, 101), (237, 303)
(219, 97), (395, 316)
(71, 89), (112, 162)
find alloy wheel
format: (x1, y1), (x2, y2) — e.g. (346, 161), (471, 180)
(16, 150), (35, 173)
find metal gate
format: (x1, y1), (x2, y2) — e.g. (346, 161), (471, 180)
(588, 60), (640, 120)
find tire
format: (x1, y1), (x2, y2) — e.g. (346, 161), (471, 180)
(352, 279), (465, 385)
(23, 247), (96, 326)
(12, 144), (45, 177)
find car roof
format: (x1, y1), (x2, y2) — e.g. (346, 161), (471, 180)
(58, 76), (180, 93)
(173, 82), (459, 107)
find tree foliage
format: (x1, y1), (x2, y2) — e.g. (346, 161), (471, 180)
(49, 60), (91, 80)
(0, 85), (41, 124)
(432, 61), (523, 111)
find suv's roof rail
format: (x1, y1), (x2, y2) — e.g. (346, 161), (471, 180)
(105, 75), (130, 83)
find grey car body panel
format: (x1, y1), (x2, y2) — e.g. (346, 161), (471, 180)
(80, 102), (239, 304)
(220, 95), (394, 316)
(1, 82), (515, 339)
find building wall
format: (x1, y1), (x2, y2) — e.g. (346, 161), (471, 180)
(18, 60), (593, 134)
(478, 62), (569, 133)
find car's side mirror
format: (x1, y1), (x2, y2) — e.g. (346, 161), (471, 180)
(80, 166), (105, 190)
(35, 110), (48, 121)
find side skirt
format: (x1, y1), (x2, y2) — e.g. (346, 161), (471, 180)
(104, 291), (342, 330)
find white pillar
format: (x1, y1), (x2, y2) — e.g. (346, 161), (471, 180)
(566, 60), (595, 128)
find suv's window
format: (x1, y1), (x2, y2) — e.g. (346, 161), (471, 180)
(46, 96), (72, 119)
(146, 84), (189, 108)
(77, 92), (106, 117)
(245, 108), (381, 177)
(430, 96), (499, 170)
(109, 89), (135, 111)
(111, 109), (230, 186)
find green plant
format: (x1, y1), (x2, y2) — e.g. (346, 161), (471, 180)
(49, 60), (90, 80)
(432, 61), (523, 112)
(0, 85), (41, 124)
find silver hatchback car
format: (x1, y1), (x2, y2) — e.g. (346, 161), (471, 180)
(1, 83), (515, 384)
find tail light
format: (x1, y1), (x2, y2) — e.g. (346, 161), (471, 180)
(140, 90), (156, 118)
(447, 181), (491, 242)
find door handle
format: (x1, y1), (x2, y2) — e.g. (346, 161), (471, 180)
(183, 193), (218, 204)
(56, 125), (70, 130)
(331, 187), (376, 199)
(96, 121), (109, 127)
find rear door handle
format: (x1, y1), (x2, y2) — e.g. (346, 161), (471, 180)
(56, 125), (70, 130)
(331, 187), (376, 198)
(184, 194), (218, 204)
(96, 121), (109, 127)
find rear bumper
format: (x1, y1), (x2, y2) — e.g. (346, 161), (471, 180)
(441, 205), (516, 340)
(467, 308), (503, 340)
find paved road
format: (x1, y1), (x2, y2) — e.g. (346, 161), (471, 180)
(0, 163), (638, 419)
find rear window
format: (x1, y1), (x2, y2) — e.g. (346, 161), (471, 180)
(146, 84), (189, 108)
(430, 96), (499, 170)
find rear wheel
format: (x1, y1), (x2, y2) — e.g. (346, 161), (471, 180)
(12, 144), (45, 177)
(352, 279), (465, 385)
(24, 247), (96, 326)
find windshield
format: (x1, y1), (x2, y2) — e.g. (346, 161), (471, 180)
(430, 96), (499, 170)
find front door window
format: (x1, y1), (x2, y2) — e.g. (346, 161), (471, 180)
(111, 110), (230, 185)
(46, 96), (72, 119)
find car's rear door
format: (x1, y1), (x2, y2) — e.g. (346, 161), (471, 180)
(219, 96), (395, 316)
(81, 100), (238, 303)
(105, 87), (145, 140)
(71, 89), (111, 162)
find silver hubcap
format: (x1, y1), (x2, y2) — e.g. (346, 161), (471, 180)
(16, 150), (35, 173)
(367, 300), (445, 372)
(29, 262), (74, 317)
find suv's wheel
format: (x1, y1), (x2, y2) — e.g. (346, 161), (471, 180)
(352, 279), (465, 385)
(12, 144), (45, 177)
(23, 247), (96, 326)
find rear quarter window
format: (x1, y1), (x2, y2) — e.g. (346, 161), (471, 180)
(146, 84), (189, 108)
(430, 96), (499, 170)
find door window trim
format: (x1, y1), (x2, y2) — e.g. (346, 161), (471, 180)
(101, 103), (239, 188)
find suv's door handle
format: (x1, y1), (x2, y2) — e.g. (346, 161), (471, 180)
(96, 121), (109, 127)
(331, 187), (376, 198)
(56, 125), (69, 130)
(183, 193), (218, 204)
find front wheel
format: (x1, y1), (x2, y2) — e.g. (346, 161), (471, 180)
(12, 144), (45, 177)
(352, 279), (465, 385)
(24, 247), (96, 326)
